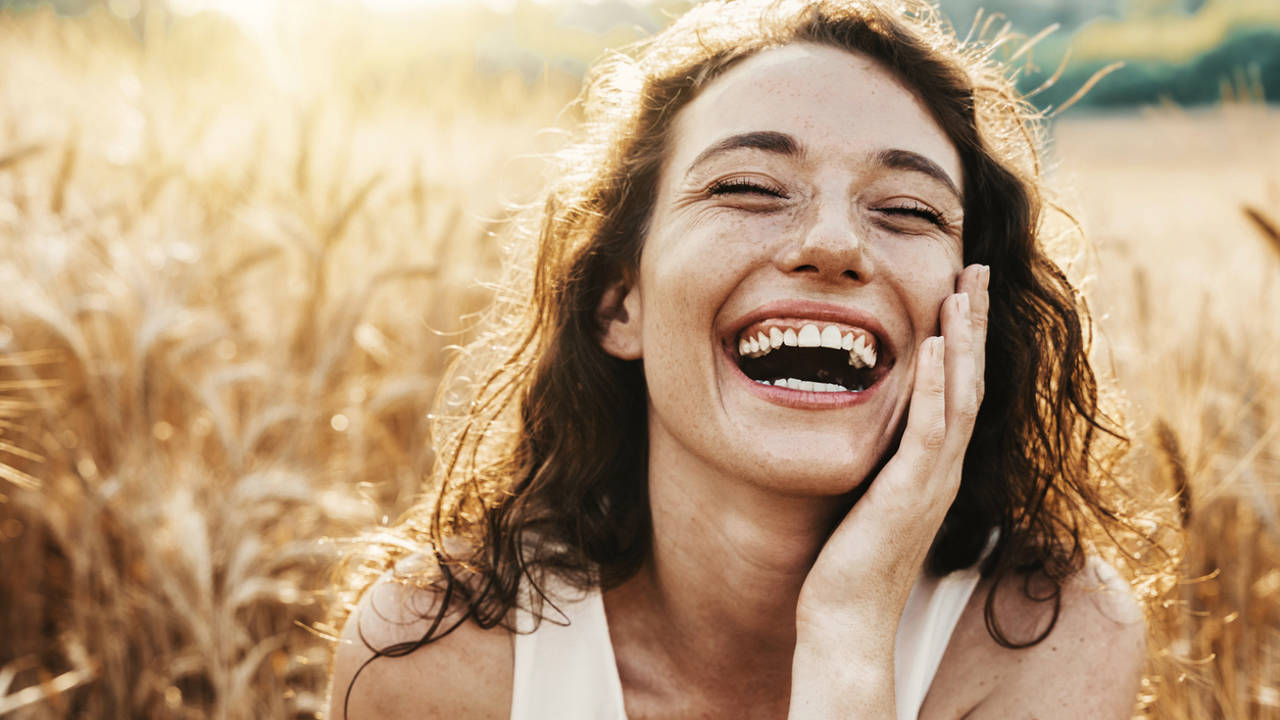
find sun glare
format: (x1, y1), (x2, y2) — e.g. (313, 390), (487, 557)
(160, 0), (621, 36)
(168, 0), (277, 37)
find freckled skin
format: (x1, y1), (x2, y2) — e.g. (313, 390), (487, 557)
(608, 43), (966, 496)
(329, 41), (1147, 720)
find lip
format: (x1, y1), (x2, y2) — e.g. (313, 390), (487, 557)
(720, 299), (895, 410)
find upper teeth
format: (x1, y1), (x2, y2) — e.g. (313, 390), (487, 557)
(737, 322), (878, 368)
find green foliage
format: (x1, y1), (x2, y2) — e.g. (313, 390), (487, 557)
(0, 0), (91, 14)
(1021, 25), (1280, 111)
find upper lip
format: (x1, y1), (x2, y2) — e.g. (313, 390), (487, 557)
(723, 299), (894, 360)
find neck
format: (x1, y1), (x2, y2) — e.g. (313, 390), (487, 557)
(605, 421), (854, 705)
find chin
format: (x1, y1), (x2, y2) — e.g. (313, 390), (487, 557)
(730, 439), (882, 498)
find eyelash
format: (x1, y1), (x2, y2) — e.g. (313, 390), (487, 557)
(878, 202), (945, 227)
(707, 176), (788, 199)
(705, 179), (946, 228)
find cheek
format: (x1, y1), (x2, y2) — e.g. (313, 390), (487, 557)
(640, 214), (772, 315)
(880, 242), (962, 328)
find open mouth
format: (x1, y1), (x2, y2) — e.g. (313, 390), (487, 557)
(732, 318), (894, 393)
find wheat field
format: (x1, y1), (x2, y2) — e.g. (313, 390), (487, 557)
(0, 4), (1277, 719)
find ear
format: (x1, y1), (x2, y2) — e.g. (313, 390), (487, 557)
(597, 277), (643, 360)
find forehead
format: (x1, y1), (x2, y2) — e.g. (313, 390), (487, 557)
(667, 42), (963, 190)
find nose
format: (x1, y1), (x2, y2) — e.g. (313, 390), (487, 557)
(775, 199), (871, 283)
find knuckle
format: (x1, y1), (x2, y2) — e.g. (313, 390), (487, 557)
(971, 319), (989, 342)
(927, 371), (946, 395)
(921, 419), (947, 452)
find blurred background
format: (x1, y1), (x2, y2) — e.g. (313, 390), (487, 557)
(0, 0), (1276, 717)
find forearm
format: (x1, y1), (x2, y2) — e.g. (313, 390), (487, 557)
(788, 623), (897, 720)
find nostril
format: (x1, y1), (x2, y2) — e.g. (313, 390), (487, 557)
(841, 270), (859, 280)
(793, 264), (819, 273)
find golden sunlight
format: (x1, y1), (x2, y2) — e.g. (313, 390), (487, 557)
(148, 0), (627, 36)
(1, 0), (1277, 717)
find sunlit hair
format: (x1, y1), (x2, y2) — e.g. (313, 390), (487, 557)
(337, 0), (1167, 688)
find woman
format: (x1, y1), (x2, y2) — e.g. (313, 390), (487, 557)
(329, 1), (1155, 717)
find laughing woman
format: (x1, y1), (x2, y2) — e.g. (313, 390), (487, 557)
(328, 1), (1158, 718)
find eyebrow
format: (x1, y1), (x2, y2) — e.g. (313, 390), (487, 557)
(685, 131), (802, 174)
(875, 148), (963, 202)
(685, 131), (963, 202)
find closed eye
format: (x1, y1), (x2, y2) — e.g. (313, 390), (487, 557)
(877, 202), (945, 227)
(707, 176), (788, 199)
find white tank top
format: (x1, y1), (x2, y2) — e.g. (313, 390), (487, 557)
(509, 564), (984, 720)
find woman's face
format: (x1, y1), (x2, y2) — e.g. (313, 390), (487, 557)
(603, 42), (965, 496)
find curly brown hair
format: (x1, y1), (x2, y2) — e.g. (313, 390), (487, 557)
(336, 0), (1163, 695)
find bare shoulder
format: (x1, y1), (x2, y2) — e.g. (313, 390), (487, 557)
(327, 571), (513, 720)
(924, 556), (1146, 720)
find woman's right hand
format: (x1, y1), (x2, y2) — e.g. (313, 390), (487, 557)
(788, 263), (989, 719)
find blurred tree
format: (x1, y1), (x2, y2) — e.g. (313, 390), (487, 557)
(0, 0), (92, 13)
(1021, 25), (1280, 109)
(934, 0), (1126, 36)
(1128, 0), (1184, 17)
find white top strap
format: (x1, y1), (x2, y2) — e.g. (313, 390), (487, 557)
(511, 581), (628, 720)
(893, 564), (984, 717)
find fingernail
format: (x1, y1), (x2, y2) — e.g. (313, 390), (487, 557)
(930, 336), (944, 364)
(979, 265), (990, 291)
(956, 292), (970, 316)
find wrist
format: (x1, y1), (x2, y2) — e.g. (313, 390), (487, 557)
(789, 641), (896, 719)
(789, 625), (897, 719)
(795, 603), (898, 655)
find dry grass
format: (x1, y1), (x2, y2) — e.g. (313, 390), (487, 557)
(0, 4), (1277, 719)
(0, 5), (563, 717)
(1052, 107), (1280, 718)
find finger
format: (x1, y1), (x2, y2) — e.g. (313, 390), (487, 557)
(883, 335), (947, 485)
(939, 291), (979, 472)
(955, 264), (989, 402)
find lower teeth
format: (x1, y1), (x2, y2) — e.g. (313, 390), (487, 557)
(752, 378), (863, 393)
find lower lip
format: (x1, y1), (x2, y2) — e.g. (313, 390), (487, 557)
(723, 346), (886, 409)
